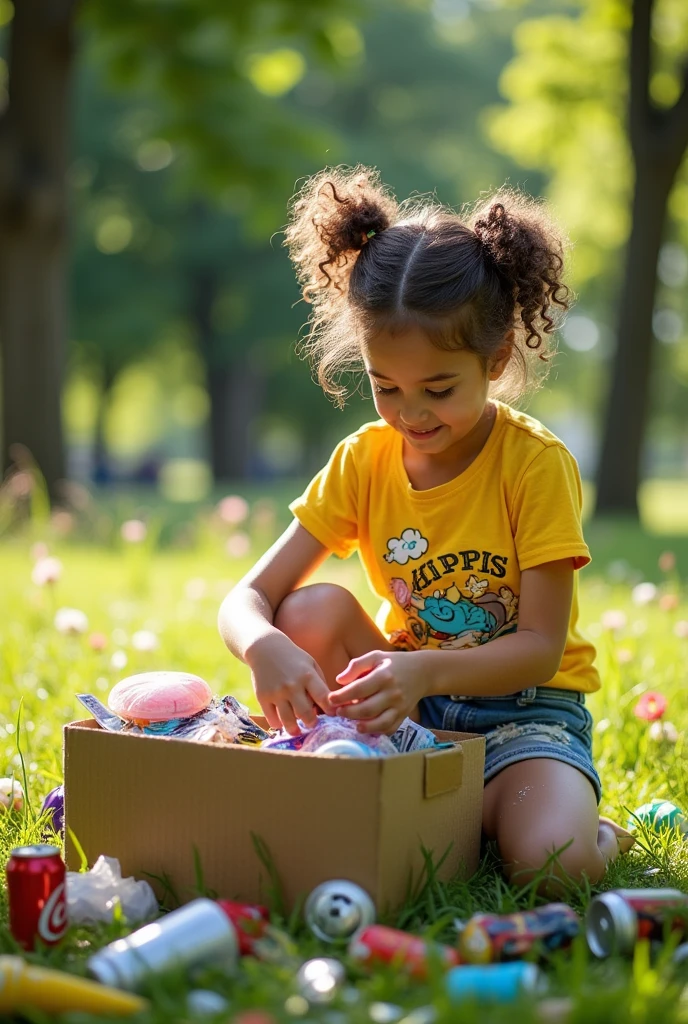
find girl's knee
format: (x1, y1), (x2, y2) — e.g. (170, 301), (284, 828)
(274, 583), (355, 646)
(501, 830), (606, 889)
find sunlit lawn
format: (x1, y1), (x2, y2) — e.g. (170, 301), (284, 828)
(1, 483), (688, 1022)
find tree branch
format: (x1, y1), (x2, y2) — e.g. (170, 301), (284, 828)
(629, 0), (653, 155)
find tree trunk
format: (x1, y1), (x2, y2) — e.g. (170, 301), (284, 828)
(595, 0), (688, 517)
(0, 0), (77, 499)
(190, 264), (263, 481)
(92, 360), (117, 485)
(208, 360), (264, 480)
(594, 162), (675, 515)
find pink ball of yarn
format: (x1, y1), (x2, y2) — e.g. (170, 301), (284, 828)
(108, 671), (212, 723)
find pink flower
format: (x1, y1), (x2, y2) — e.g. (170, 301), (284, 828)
(88, 632), (109, 651)
(659, 593), (679, 612)
(121, 519), (147, 543)
(658, 551), (676, 573)
(674, 621), (688, 639)
(226, 532), (251, 558)
(633, 691), (667, 722)
(616, 647), (634, 664)
(217, 495), (249, 525)
(32, 556), (62, 586)
(31, 542), (49, 561)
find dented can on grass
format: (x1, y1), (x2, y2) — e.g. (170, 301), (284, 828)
(586, 888), (688, 958)
(87, 898), (239, 991)
(457, 904), (580, 964)
(349, 925), (459, 978)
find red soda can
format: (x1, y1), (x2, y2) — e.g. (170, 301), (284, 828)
(586, 888), (688, 957)
(217, 900), (270, 955)
(457, 903), (581, 963)
(6, 844), (68, 950)
(349, 924), (460, 979)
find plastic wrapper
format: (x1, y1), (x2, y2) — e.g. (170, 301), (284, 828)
(77, 693), (269, 746)
(390, 718), (442, 753)
(67, 856), (158, 924)
(262, 716), (397, 756)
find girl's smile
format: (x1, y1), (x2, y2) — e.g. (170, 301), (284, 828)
(362, 326), (510, 472)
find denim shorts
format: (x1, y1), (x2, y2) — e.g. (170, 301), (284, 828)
(417, 687), (601, 803)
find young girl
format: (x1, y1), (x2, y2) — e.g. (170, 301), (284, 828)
(219, 166), (633, 888)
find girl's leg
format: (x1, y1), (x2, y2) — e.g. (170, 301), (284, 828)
(482, 758), (634, 894)
(274, 583), (395, 689)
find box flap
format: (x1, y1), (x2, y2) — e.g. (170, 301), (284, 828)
(424, 744), (463, 798)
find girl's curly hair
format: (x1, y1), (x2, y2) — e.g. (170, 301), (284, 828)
(284, 164), (570, 406)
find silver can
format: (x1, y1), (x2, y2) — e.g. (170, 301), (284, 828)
(586, 888), (688, 958)
(87, 898), (238, 990)
(304, 880), (376, 943)
(296, 957), (346, 1003)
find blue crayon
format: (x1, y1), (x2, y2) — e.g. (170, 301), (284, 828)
(445, 962), (543, 1003)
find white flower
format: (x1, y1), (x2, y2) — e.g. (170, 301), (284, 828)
(54, 607), (88, 635)
(674, 620), (688, 639)
(601, 609), (627, 632)
(632, 582), (657, 606)
(32, 556), (62, 586)
(121, 519), (147, 543)
(131, 630), (159, 652)
(649, 720), (679, 743)
(0, 778), (24, 813)
(110, 650), (128, 670)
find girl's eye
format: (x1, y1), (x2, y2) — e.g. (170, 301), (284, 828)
(427, 387), (455, 399)
(373, 385), (398, 396)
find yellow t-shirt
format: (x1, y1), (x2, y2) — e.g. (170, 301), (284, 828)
(290, 401), (600, 694)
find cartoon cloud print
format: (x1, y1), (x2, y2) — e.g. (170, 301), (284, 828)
(384, 529), (429, 565)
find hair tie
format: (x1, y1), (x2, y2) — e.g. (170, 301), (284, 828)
(361, 229), (376, 245)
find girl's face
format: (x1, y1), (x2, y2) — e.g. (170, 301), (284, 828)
(361, 326), (509, 457)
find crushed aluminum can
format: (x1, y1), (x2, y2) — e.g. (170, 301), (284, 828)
(296, 957), (346, 1004)
(304, 880), (376, 943)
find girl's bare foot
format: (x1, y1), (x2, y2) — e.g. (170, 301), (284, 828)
(598, 815), (635, 861)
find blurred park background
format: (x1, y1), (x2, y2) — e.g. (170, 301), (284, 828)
(1, 0), (687, 538)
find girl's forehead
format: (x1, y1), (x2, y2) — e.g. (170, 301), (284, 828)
(361, 327), (478, 377)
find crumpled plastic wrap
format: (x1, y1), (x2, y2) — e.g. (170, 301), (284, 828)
(66, 856), (159, 924)
(262, 716), (398, 755)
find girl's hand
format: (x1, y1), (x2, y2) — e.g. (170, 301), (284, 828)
(247, 634), (334, 737)
(328, 650), (426, 734)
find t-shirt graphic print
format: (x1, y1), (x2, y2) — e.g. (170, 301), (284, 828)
(290, 403), (601, 694)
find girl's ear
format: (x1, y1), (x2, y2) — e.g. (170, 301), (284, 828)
(488, 331), (515, 381)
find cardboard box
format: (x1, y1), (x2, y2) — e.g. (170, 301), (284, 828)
(64, 719), (485, 912)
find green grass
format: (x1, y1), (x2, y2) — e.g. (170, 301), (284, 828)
(1, 496), (688, 1022)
